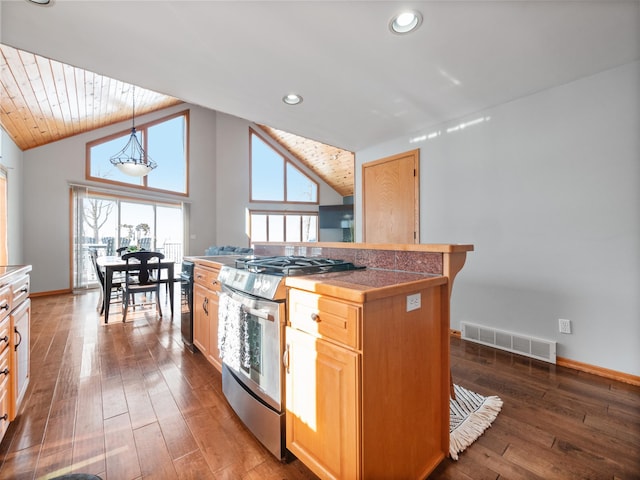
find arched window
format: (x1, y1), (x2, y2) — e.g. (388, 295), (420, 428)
(87, 110), (189, 195)
(250, 128), (318, 204)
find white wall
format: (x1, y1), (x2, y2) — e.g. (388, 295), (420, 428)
(356, 61), (640, 376)
(20, 105), (342, 293)
(22, 104), (218, 293)
(215, 113), (342, 247)
(0, 130), (24, 264)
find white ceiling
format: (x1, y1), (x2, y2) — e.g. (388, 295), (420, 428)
(1, 0), (639, 152)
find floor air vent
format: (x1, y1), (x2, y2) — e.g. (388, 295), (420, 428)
(461, 322), (556, 364)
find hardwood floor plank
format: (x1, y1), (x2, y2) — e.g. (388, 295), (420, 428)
(34, 446), (73, 479)
(502, 443), (604, 480)
(0, 443), (40, 479)
(156, 413), (199, 461)
(73, 375), (106, 476)
(104, 412), (141, 480)
(133, 422), (178, 479)
(0, 292), (638, 480)
(101, 374), (128, 420)
(173, 450), (216, 480)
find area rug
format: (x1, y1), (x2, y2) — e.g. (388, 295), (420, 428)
(450, 384), (503, 460)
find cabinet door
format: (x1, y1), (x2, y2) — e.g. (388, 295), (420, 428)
(285, 327), (360, 480)
(10, 299), (29, 419)
(193, 284), (210, 355)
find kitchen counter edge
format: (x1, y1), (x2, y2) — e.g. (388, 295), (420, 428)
(0, 265), (33, 286)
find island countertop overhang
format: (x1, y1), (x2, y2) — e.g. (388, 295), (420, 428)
(285, 269), (448, 303)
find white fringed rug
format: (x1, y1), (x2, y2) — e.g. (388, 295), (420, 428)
(450, 384), (503, 460)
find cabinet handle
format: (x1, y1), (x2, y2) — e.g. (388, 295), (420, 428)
(310, 312), (320, 323)
(283, 344), (290, 374)
(0, 336), (8, 344)
(0, 368), (8, 376)
(203, 297), (209, 316)
(20, 287), (28, 294)
(0, 414), (7, 421)
(14, 327), (22, 350)
(0, 304), (8, 312)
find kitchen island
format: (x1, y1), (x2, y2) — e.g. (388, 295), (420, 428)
(188, 243), (473, 479)
(266, 242), (472, 479)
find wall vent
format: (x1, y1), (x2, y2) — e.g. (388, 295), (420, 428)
(461, 322), (556, 364)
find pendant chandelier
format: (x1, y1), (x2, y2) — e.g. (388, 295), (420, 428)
(109, 86), (157, 177)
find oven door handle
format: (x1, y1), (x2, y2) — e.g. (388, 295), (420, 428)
(241, 306), (274, 322)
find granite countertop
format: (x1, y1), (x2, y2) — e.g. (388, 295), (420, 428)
(285, 268), (448, 304)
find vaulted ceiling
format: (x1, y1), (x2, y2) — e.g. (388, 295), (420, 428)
(0, 44), (182, 151)
(1, 1), (638, 197)
(0, 43), (355, 196)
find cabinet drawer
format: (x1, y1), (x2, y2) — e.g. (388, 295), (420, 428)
(0, 286), (11, 322)
(194, 266), (221, 291)
(10, 275), (29, 307)
(0, 317), (9, 355)
(288, 289), (361, 349)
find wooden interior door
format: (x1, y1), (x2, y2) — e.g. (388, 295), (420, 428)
(362, 149), (419, 244)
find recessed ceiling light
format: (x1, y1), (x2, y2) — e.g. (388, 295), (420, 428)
(282, 93), (303, 105)
(389, 10), (423, 34)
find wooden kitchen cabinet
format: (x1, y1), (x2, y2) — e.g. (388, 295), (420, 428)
(0, 307), (11, 441)
(0, 265), (31, 443)
(286, 276), (450, 480)
(193, 264), (222, 372)
(285, 325), (360, 480)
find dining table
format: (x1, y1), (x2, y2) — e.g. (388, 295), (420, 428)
(96, 255), (176, 323)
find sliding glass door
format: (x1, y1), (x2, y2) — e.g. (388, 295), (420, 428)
(72, 186), (185, 290)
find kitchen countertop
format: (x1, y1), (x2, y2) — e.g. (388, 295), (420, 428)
(285, 268), (448, 303)
(184, 255), (242, 269)
(185, 255), (450, 302)
(0, 265), (32, 286)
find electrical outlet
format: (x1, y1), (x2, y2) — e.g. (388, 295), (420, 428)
(559, 318), (572, 334)
(406, 293), (421, 312)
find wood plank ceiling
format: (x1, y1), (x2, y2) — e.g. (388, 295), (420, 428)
(258, 125), (354, 197)
(0, 43), (354, 197)
(0, 44), (182, 151)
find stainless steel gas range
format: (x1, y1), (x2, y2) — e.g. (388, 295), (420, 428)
(216, 256), (364, 460)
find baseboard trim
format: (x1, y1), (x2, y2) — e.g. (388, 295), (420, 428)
(450, 330), (639, 387)
(30, 288), (72, 298)
(556, 356), (640, 387)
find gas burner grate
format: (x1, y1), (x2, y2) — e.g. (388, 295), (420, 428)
(235, 255), (364, 276)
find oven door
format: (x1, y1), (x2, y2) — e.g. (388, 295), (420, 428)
(218, 284), (285, 412)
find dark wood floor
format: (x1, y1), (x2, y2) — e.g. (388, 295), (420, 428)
(0, 291), (638, 479)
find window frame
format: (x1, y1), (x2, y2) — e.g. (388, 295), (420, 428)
(248, 209), (318, 243)
(249, 127), (319, 205)
(71, 185), (186, 290)
(86, 110), (190, 196)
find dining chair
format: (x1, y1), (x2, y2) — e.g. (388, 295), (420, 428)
(121, 251), (165, 322)
(138, 237), (153, 251)
(89, 248), (122, 315)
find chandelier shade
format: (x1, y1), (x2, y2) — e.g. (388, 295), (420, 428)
(109, 127), (157, 177)
(109, 87), (157, 177)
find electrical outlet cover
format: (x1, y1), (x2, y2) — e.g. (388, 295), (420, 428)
(406, 293), (421, 312)
(559, 318), (571, 334)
